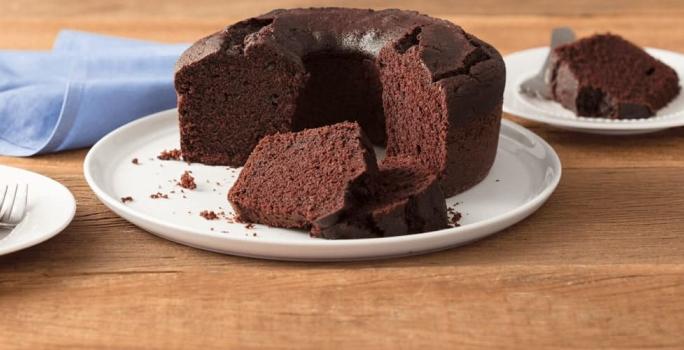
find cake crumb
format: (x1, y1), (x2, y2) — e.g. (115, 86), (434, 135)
(121, 196), (133, 203)
(245, 223), (255, 229)
(200, 210), (219, 220)
(150, 192), (169, 199)
(447, 207), (462, 227)
(131, 158), (139, 165)
(158, 148), (182, 161)
(178, 171), (197, 190)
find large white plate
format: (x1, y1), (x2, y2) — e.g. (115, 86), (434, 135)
(0, 165), (76, 256)
(84, 109), (561, 261)
(503, 47), (684, 135)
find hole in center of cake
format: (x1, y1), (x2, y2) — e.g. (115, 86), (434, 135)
(292, 50), (386, 145)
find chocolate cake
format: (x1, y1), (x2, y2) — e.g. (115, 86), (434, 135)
(175, 8), (505, 196)
(228, 122), (378, 231)
(228, 123), (448, 238)
(313, 157), (448, 239)
(548, 34), (680, 119)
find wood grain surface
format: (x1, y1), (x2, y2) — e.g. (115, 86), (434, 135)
(1, 1), (683, 349)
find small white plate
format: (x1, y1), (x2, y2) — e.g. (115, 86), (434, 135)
(504, 47), (684, 135)
(0, 165), (76, 256)
(84, 109), (561, 261)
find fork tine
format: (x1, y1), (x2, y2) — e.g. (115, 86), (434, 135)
(0, 184), (12, 223)
(7, 184), (28, 225)
(0, 184), (17, 224)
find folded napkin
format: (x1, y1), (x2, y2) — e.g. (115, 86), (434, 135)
(0, 30), (189, 156)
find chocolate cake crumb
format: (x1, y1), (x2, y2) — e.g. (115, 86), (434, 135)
(447, 207), (462, 227)
(150, 192), (169, 199)
(245, 223), (255, 229)
(178, 171), (197, 190)
(121, 196), (133, 203)
(158, 148), (182, 161)
(200, 210), (219, 220)
(131, 158), (139, 165)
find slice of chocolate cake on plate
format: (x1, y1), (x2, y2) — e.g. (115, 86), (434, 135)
(228, 122), (378, 231)
(548, 33), (680, 119)
(228, 122), (449, 239)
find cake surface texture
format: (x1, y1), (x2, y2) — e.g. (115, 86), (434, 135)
(175, 7), (506, 196)
(228, 123), (448, 238)
(548, 33), (680, 119)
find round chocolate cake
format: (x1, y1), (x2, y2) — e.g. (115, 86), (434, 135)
(175, 8), (506, 196)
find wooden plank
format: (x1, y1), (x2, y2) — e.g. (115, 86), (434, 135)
(0, 264), (682, 349)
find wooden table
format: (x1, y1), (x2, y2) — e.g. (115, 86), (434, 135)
(1, 1), (683, 348)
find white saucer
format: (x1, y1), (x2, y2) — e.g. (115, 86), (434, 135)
(503, 47), (684, 135)
(0, 165), (76, 256)
(84, 109), (561, 261)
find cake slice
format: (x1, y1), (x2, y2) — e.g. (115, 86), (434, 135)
(228, 123), (449, 239)
(548, 33), (680, 119)
(312, 157), (448, 239)
(228, 122), (378, 231)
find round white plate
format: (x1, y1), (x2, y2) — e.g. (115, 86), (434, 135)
(84, 109), (561, 261)
(0, 165), (76, 256)
(503, 47), (684, 135)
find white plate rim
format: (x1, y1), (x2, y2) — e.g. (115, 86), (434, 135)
(0, 165), (76, 256)
(83, 109), (562, 258)
(503, 46), (684, 131)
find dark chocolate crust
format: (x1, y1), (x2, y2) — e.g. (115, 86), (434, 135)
(549, 33), (680, 119)
(175, 8), (505, 196)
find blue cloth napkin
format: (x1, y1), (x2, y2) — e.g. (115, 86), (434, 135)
(0, 30), (189, 156)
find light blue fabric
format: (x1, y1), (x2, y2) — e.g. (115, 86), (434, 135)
(0, 30), (189, 156)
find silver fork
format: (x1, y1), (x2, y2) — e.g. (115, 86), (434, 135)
(519, 27), (576, 99)
(0, 184), (28, 228)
